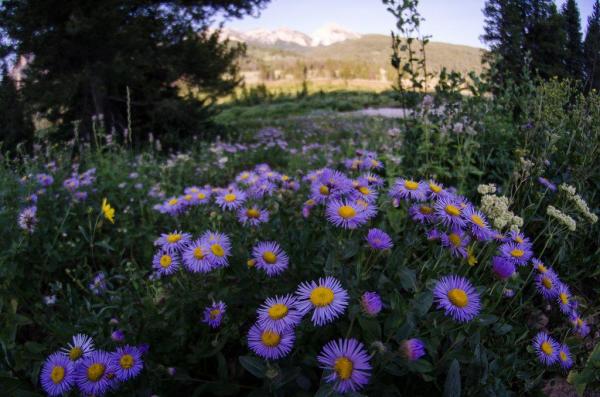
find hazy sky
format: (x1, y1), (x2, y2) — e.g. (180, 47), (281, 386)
(219, 0), (596, 48)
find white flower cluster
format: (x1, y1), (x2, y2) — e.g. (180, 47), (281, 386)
(477, 183), (497, 195)
(559, 183), (598, 224)
(480, 193), (523, 231)
(547, 205), (577, 231)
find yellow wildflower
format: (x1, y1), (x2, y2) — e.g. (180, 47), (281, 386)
(101, 198), (115, 224)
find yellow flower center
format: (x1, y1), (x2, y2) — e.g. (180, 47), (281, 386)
(542, 277), (553, 289)
(193, 247), (205, 260)
(87, 363), (105, 382)
(166, 234), (181, 244)
(404, 180), (419, 190)
(310, 286), (335, 307)
(119, 354), (134, 369)
(240, 172), (249, 180)
(560, 351), (568, 362)
(224, 193), (236, 203)
(429, 182), (442, 193)
(334, 357), (354, 380)
(576, 318), (583, 327)
(447, 288), (468, 308)
(420, 205), (433, 215)
(541, 341), (554, 356)
(338, 205), (356, 219)
(510, 249), (524, 258)
(211, 244), (225, 257)
(305, 199), (316, 206)
(197, 193), (206, 199)
(160, 255), (172, 268)
(319, 185), (330, 195)
(69, 347), (83, 361)
(262, 251), (277, 264)
(515, 237), (524, 243)
(358, 186), (370, 195)
(168, 198), (178, 206)
(537, 264), (547, 273)
(51, 366), (65, 384)
(184, 194), (192, 201)
(247, 259), (256, 268)
(268, 304), (289, 320)
(210, 309), (220, 319)
(445, 204), (461, 217)
(448, 233), (461, 247)
(559, 293), (569, 305)
(471, 215), (485, 227)
(261, 330), (281, 347)
(246, 208), (260, 218)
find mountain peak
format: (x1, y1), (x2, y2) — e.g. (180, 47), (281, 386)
(214, 24), (361, 47)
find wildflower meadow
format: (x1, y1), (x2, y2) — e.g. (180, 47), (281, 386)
(1, 76), (599, 396)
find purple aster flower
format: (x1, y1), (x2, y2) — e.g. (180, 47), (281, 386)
(193, 188), (212, 204)
(257, 294), (303, 333)
(109, 345), (143, 381)
(462, 205), (492, 241)
(355, 198), (378, 220)
(200, 231), (232, 268)
(558, 344), (573, 370)
(532, 258), (551, 274)
(389, 178), (428, 203)
(184, 186), (202, 195)
(492, 256), (515, 280)
(434, 196), (467, 228)
(40, 352), (75, 396)
(63, 177), (80, 192)
(247, 179), (276, 199)
(237, 205), (269, 227)
(296, 277), (349, 326)
(302, 199), (317, 218)
(433, 275), (481, 323)
(61, 334), (95, 361)
(441, 228), (470, 258)
(426, 228), (442, 241)
(252, 241), (289, 277)
(409, 203), (435, 224)
(556, 283), (573, 314)
(317, 338), (371, 394)
(325, 199), (369, 229)
(365, 228), (393, 250)
(426, 180), (448, 199)
(154, 231), (191, 252)
(499, 242), (532, 266)
(17, 206), (37, 233)
(503, 231), (533, 250)
(89, 272), (108, 295)
(215, 188), (247, 210)
(36, 173), (54, 187)
(360, 172), (384, 188)
(79, 168), (96, 186)
(535, 270), (559, 299)
(203, 301), (226, 328)
(74, 350), (113, 396)
(158, 197), (186, 216)
(360, 292), (382, 316)
(111, 329), (125, 342)
(152, 249), (180, 277)
(247, 323), (295, 360)
(538, 177), (557, 192)
(351, 182), (379, 203)
(569, 313), (591, 337)
(235, 171), (256, 185)
(73, 191), (88, 202)
(181, 239), (213, 273)
(532, 332), (559, 366)
(400, 338), (426, 361)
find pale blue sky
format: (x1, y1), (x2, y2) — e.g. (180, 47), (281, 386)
(218, 0), (596, 48)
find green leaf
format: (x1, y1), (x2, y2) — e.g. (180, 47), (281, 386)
(238, 356), (266, 379)
(443, 359), (461, 397)
(411, 290), (433, 317)
(398, 266), (416, 291)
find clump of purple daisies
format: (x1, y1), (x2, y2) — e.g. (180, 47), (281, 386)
(40, 334), (145, 396)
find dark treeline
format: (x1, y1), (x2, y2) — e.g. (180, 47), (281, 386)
(0, 0), (270, 153)
(483, 0), (600, 91)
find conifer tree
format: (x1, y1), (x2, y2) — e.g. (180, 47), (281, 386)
(561, 0), (584, 79)
(584, 0), (600, 90)
(0, 66), (33, 154)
